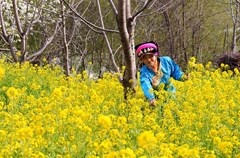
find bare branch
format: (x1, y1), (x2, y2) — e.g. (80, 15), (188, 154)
(138, 0), (177, 17)
(0, 1), (18, 61)
(114, 45), (122, 56)
(97, 0), (121, 77)
(67, 19), (77, 46)
(229, 0), (236, 24)
(108, 0), (118, 15)
(12, 0), (23, 35)
(26, 21), (60, 61)
(0, 2), (8, 39)
(148, 0), (158, 9)
(25, 1), (45, 36)
(132, 0), (154, 19)
(0, 48), (10, 52)
(61, 0), (119, 33)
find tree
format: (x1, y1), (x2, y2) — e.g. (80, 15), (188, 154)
(60, 0), (70, 76)
(156, 0), (229, 64)
(63, 0), (155, 98)
(0, 0), (60, 63)
(228, 0), (240, 53)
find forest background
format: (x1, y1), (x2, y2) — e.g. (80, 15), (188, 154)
(0, 0), (239, 93)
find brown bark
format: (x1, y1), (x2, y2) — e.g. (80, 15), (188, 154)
(163, 11), (174, 57)
(61, 0), (70, 76)
(181, 0), (188, 63)
(229, 0), (239, 53)
(117, 0), (137, 98)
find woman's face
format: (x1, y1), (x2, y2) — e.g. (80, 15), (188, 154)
(141, 54), (157, 68)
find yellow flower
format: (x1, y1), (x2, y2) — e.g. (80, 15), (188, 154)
(159, 145), (173, 157)
(227, 118), (235, 125)
(227, 70), (233, 77)
(34, 126), (45, 136)
(98, 115), (112, 130)
(31, 151), (46, 158)
(213, 137), (221, 145)
(220, 63), (224, 68)
(6, 87), (20, 100)
(16, 51), (21, 57)
(16, 127), (34, 139)
(137, 131), (157, 149)
(205, 62), (212, 69)
(204, 154), (216, 158)
(156, 132), (166, 142)
(221, 71), (229, 78)
(43, 57), (47, 62)
(104, 151), (118, 158)
(217, 141), (233, 155)
(196, 63), (204, 71)
(119, 148), (136, 158)
(98, 139), (112, 153)
(0, 66), (5, 79)
(69, 135), (75, 141)
(110, 129), (120, 139)
(177, 145), (200, 158)
(190, 57), (196, 63)
(30, 83), (41, 91)
(0, 130), (6, 141)
(234, 68), (239, 75)
(209, 129), (218, 138)
(224, 64), (230, 70)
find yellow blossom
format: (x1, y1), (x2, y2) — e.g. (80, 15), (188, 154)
(137, 131), (157, 149)
(0, 59), (239, 158)
(6, 87), (20, 100)
(217, 141), (233, 155)
(234, 68), (239, 75)
(0, 66), (5, 79)
(119, 148), (136, 158)
(209, 129), (218, 138)
(16, 51), (21, 57)
(98, 115), (112, 130)
(16, 127), (34, 139)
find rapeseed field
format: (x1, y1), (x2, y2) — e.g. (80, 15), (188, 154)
(0, 58), (239, 157)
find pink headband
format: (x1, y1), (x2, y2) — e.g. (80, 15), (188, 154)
(136, 43), (157, 54)
(136, 43), (159, 58)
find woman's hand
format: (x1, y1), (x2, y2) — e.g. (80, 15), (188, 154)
(186, 73), (190, 80)
(181, 73), (190, 81)
(149, 99), (156, 107)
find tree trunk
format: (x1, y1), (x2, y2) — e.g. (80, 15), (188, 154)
(117, 0), (137, 98)
(61, 0), (70, 76)
(223, 24), (229, 52)
(182, 0), (188, 63)
(230, 0), (239, 53)
(163, 11), (174, 57)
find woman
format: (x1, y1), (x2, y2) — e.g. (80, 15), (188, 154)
(135, 41), (187, 106)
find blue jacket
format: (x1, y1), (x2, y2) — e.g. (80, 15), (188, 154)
(140, 56), (183, 101)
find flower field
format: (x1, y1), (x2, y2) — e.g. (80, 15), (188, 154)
(0, 58), (239, 158)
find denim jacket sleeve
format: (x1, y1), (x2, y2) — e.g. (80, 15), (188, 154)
(140, 66), (155, 101)
(164, 56), (183, 81)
